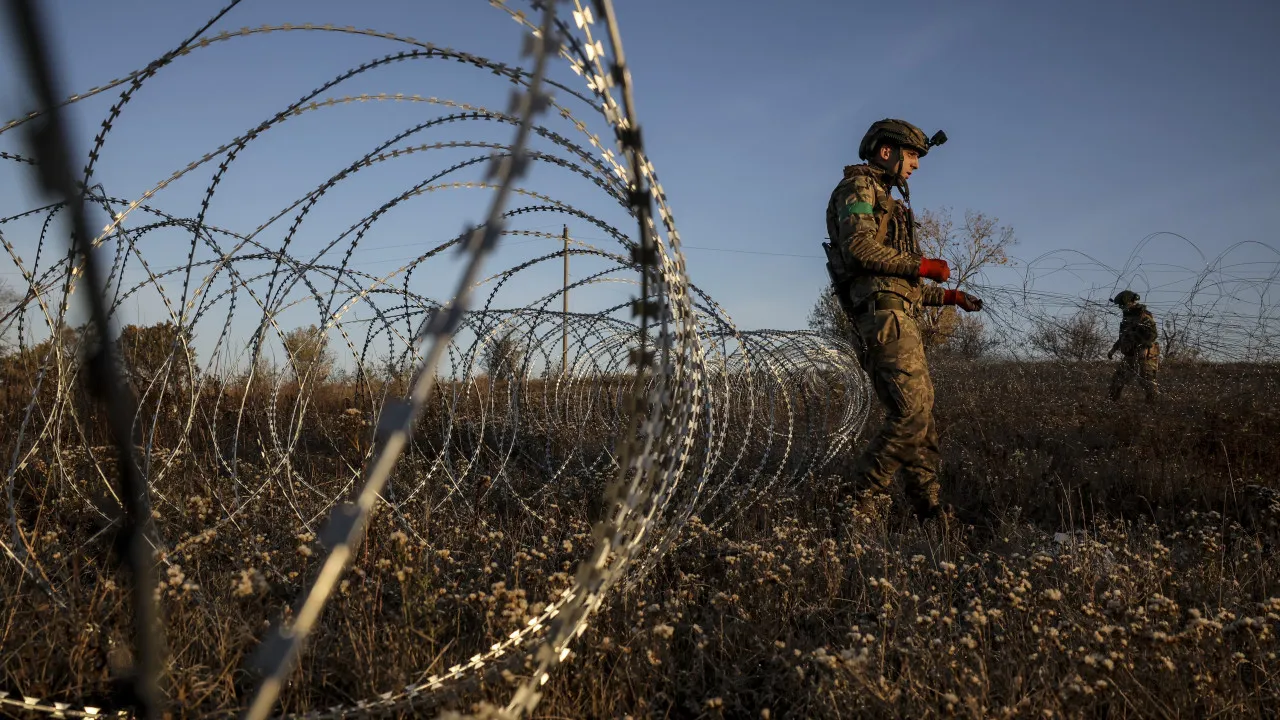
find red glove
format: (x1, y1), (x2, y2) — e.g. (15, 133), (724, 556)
(943, 289), (983, 312)
(919, 257), (951, 283)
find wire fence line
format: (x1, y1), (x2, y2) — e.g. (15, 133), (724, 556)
(2, 2), (1277, 718)
(0, 1), (870, 717)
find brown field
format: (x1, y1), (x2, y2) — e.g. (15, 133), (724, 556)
(2, 358), (1279, 718)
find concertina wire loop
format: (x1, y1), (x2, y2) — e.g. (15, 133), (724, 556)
(7, 2), (1279, 718)
(7, 1), (1278, 717)
(0, 0), (874, 717)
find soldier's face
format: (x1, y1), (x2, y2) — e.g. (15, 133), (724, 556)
(899, 149), (920, 180)
(877, 145), (920, 180)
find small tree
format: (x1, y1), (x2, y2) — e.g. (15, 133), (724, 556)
(370, 351), (407, 382)
(482, 327), (527, 380)
(938, 314), (997, 359)
(919, 305), (960, 351)
(1160, 313), (1203, 363)
(250, 351), (278, 384)
(916, 207), (1016, 349)
(806, 284), (853, 344)
(118, 320), (195, 390)
(0, 324), (77, 394)
(281, 324), (333, 384)
(1029, 308), (1107, 361)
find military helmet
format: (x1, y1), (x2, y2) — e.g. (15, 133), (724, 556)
(858, 118), (946, 161)
(1112, 290), (1140, 305)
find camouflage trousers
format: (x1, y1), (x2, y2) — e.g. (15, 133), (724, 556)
(847, 307), (941, 513)
(1109, 347), (1159, 403)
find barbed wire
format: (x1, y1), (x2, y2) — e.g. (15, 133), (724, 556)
(946, 235), (1280, 364)
(0, 1), (869, 717)
(3, 1), (1277, 718)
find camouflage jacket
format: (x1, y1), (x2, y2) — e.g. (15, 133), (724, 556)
(1113, 303), (1159, 355)
(825, 163), (944, 309)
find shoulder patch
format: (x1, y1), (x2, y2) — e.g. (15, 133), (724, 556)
(840, 201), (875, 219)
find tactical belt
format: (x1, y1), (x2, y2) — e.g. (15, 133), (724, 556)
(850, 293), (908, 317)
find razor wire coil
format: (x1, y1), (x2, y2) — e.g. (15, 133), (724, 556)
(0, 1), (871, 717)
(4, 1), (1278, 718)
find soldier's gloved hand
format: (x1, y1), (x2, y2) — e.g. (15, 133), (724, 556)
(918, 257), (951, 283)
(943, 289), (983, 312)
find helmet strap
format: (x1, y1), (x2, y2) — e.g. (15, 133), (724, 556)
(884, 145), (913, 199)
(895, 158), (911, 199)
(871, 143), (912, 198)
(876, 143), (914, 241)
(888, 146), (904, 180)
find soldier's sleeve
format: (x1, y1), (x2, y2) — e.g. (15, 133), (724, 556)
(920, 285), (946, 306)
(834, 176), (921, 277)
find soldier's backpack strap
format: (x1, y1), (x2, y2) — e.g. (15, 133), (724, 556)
(873, 196), (897, 247)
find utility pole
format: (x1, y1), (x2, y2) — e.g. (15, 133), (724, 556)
(562, 224), (569, 375)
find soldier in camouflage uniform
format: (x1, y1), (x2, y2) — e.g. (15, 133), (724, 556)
(822, 119), (984, 523)
(1107, 290), (1159, 403)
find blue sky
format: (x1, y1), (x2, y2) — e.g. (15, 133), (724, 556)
(605, 0), (1280, 326)
(2, 0), (1278, 367)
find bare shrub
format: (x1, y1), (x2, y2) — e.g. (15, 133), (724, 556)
(806, 283), (854, 344)
(936, 313), (996, 358)
(1029, 308), (1107, 361)
(281, 324), (333, 384)
(915, 207), (1016, 349)
(482, 327), (528, 380)
(117, 321), (196, 391)
(4, 356), (1280, 718)
(1160, 312), (1204, 363)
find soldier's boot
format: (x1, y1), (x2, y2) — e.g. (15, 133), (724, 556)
(914, 499), (957, 536)
(905, 479), (948, 525)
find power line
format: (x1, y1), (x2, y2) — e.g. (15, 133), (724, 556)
(677, 244), (822, 259)
(494, 231), (828, 259)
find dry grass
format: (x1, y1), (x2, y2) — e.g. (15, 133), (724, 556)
(2, 359), (1278, 718)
